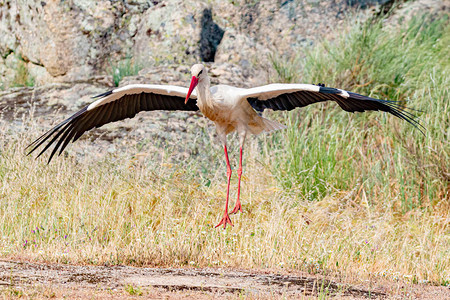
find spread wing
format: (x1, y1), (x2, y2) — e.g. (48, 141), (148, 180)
(26, 84), (199, 163)
(243, 83), (422, 131)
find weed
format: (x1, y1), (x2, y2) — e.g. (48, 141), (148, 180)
(268, 52), (301, 83)
(318, 280), (331, 300)
(125, 284), (143, 296)
(109, 56), (143, 87)
(12, 57), (35, 88)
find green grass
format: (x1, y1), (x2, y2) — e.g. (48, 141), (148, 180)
(269, 52), (301, 83)
(13, 61), (35, 88)
(0, 12), (448, 290)
(109, 57), (143, 87)
(2, 54), (36, 89)
(266, 14), (449, 209)
(124, 284), (143, 296)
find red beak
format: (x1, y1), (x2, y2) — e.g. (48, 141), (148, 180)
(185, 76), (198, 104)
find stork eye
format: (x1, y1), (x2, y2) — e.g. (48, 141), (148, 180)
(197, 70), (203, 77)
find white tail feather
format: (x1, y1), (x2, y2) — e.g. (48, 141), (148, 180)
(262, 117), (287, 132)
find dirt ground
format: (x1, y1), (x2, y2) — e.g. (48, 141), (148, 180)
(0, 260), (448, 299)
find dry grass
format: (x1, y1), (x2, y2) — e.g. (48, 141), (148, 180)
(0, 11), (448, 290)
(0, 115), (448, 287)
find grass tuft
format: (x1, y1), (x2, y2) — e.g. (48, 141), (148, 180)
(125, 284), (143, 296)
(268, 52), (301, 83)
(267, 14), (449, 210)
(12, 57), (35, 88)
(109, 56), (143, 87)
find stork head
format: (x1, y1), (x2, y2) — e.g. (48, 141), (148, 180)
(185, 64), (206, 104)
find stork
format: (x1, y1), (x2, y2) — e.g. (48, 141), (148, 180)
(26, 64), (421, 228)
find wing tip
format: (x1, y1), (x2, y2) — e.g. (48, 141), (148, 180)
(345, 91), (426, 135)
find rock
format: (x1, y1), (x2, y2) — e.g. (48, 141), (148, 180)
(0, 0), (147, 85)
(0, 0), (446, 165)
(120, 62), (262, 88)
(0, 0), (445, 91)
(132, 0), (206, 67)
(0, 0), (365, 89)
(385, 0), (449, 27)
(27, 63), (53, 86)
(4, 53), (20, 69)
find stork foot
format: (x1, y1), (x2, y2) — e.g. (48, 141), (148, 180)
(215, 213), (233, 229)
(230, 200), (242, 214)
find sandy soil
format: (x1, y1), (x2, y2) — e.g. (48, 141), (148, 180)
(0, 260), (449, 299)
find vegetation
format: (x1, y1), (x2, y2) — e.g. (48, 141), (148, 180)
(0, 12), (448, 291)
(269, 52), (301, 84)
(0, 54), (35, 89)
(12, 59), (35, 88)
(267, 14), (449, 206)
(109, 56), (143, 87)
(124, 284), (143, 296)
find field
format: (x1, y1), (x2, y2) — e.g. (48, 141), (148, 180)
(0, 12), (449, 299)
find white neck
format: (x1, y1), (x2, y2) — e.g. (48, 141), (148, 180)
(195, 76), (212, 108)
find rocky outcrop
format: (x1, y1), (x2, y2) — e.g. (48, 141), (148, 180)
(0, 0), (375, 89)
(0, 0), (447, 159)
(0, 0), (447, 114)
(0, 0), (151, 85)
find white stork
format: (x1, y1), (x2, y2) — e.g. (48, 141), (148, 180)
(26, 64), (421, 228)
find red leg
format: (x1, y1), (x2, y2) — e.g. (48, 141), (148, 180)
(231, 146), (243, 214)
(215, 145), (233, 229)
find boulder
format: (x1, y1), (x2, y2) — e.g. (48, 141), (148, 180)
(0, 0), (367, 88)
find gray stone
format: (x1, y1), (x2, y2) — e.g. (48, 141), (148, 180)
(0, 0), (445, 91)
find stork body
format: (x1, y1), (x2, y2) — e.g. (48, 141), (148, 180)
(187, 65), (287, 227)
(26, 64), (421, 229)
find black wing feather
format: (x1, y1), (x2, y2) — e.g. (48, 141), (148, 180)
(72, 105), (106, 142)
(27, 91), (199, 162)
(57, 125), (78, 156)
(247, 86), (422, 133)
(36, 122), (72, 160)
